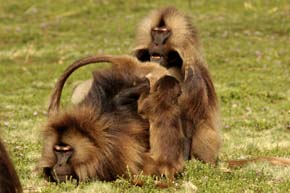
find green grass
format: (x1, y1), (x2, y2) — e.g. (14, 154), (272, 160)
(0, 0), (289, 192)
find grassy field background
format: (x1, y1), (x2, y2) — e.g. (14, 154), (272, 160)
(0, 0), (289, 192)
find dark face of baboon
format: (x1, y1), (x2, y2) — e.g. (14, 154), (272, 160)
(50, 144), (75, 182)
(136, 32), (183, 69)
(134, 8), (184, 70)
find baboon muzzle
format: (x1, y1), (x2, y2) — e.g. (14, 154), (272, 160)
(51, 144), (75, 182)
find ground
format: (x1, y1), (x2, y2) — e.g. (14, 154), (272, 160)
(0, 0), (289, 192)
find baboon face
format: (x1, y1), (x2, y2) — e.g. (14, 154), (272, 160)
(135, 25), (183, 69)
(41, 107), (110, 182)
(43, 143), (76, 182)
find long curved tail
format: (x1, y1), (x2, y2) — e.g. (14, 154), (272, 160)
(47, 55), (138, 115)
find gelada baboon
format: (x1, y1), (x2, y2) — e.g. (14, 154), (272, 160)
(138, 76), (184, 180)
(40, 55), (180, 182)
(133, 7), (290, 168)
(133, 7), (221, 164)
(0, 137), (22, 193)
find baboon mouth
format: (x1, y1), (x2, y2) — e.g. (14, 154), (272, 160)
(150, 53), (163, 63)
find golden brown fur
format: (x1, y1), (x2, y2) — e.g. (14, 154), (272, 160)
(0, 137), (22, 193)
(133, 7), (221, 164)
(40, 105), (148, 181)
(42, 54), (187, 182)
(138, 76), (184, 180)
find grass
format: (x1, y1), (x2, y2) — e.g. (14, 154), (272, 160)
(0, 0), (289, 192)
